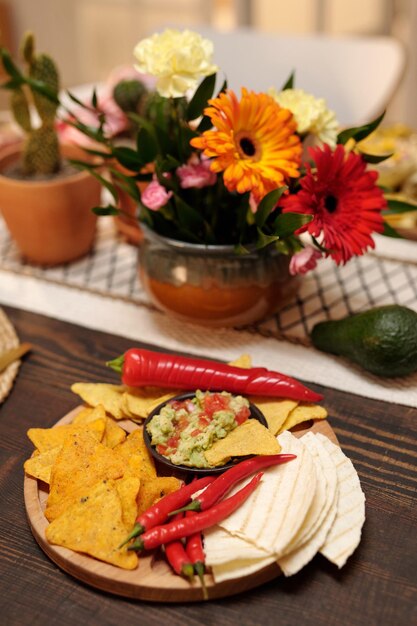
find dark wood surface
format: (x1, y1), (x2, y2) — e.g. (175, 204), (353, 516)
(0, 305), (416, 626)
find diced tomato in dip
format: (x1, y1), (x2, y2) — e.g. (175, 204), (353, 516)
(146, 390), (250, 468)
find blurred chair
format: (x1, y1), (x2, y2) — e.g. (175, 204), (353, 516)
(195, 27), (406, 126)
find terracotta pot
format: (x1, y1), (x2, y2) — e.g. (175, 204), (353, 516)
(0, 143), (101, 265)
(139, 225), (300, 328)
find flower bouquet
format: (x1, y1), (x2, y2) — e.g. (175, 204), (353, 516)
(66, 28), (415, 324)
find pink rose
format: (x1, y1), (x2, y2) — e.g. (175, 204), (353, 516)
(177, 160), (216, 189)
(289, 247), (322, 275)
(141, 180), (173, 211)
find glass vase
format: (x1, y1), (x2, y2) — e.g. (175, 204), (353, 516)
(138, 225), (300, 327)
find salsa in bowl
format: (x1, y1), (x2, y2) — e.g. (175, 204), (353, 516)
(143, 390), (268, 477)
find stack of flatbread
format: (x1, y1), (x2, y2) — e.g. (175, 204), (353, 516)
(203, 430), (365, 582)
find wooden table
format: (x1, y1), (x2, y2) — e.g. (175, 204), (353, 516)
(1, 305), (416, 626)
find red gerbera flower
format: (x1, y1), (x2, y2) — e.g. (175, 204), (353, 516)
(281, 144), (386, 264)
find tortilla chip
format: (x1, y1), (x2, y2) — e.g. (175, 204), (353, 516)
(204, 419), (281, 467)
(45, 479), (138, 570)
(24, 446), (61, 484)
(71, 383), (127, 419)
(229, 354), (252, 369)
(27, 418), (106, 453)
(45, 431), (125, 522)
(136, 476), (182, 516)
(249, 397), (298, 435)
(122, 386), (178, 420)
(72, 404), (126, 448)
(113, 428), (156, 483)
(279, 403), (328, 433)
(71, 406), (95, 423)
(103, 418), (127, 448)
(116, 476), (141, 528)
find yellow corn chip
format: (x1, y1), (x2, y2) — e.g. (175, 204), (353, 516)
(136, 477), (182, 516)
(249, 397), (298, 436)
(116, 476), (141, 528)
(103, 418), (127, 448)
(71, 383), (127, 419)
(229, 354), (252, 369)
(24, 446), (61, 484)
(45, 479), (138, 570)
(279, 403), (328, 434)
(71, 406), (95, 423)
(45, 431), (125, 522)
(113, 428), (157, 483)
(72, 405), (126, 448)
(27, 418), (106, 453)
(122, 386), (178, 420)
(204, 419), (281, 467)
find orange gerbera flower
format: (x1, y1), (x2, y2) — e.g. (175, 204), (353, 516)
(191, 88), (302, 201)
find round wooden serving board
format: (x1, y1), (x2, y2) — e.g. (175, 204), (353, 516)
(24, 406), (338, 602)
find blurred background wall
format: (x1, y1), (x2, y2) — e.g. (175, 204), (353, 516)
(1, 0), (416, 126)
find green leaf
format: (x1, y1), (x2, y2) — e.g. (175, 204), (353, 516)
(381, 221), (403, 238)
(383, 198), (417, 215)
(136, 126), (158, 164)
(256, 229), (279, 250)
(70, 159), (118, 201)
(359, 151), (393, 164)
(64, 118), (106, 144)
(112, 146), (144, 171)
(281, 70), (295, 91)
(196, 78), (227, 132)
(254, 187), (288, 228)
(26, 77), (59, 104)
(2, 77), (24, 90)
(337, 110), (385, 145)
(173, 194), (204, 232)
(273, 212), (313, 238)
(159, 155), (181, 171)
(83, 147), (113, 159)
(91, 88), (98, 109)
(187, 73), (216, 121)
(66, 89), (90, 109)
(110, 168), (141, 202)
(0, 49), (23, 81)
(92, 204), (120, 216)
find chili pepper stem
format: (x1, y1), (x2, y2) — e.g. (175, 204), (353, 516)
(169, 500), (201, 516)
(194, 561), (208, 600)
(127, 538), (144, 552)
(106, 354), (124, 374)
(181, 563), (195, 582)
(119, 523), (144, 548)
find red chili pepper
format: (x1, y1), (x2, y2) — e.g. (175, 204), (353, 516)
(107, 348), (322, 403)
(185, 511), (208, 600)
(164, 513), (194, 581)
(120, 475), (215, 546)
(171, 453), (296, 515)
(128, 472), (263, 553)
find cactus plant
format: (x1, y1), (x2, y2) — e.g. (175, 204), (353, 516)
(1, 32), (61, 176)
(113, 78), (148, 115)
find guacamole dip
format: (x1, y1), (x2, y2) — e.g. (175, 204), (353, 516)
(146, 390), (251, 468)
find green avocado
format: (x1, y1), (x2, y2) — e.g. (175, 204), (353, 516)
(311, 305), (417, 377)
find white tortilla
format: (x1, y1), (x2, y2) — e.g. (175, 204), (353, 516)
(317, 433), (366, 568)
(204, 525), (272, 565)
(278, 432), (339, 575)
(218, 431), (317, 558)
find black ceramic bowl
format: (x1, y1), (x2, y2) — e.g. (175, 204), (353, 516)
(143, 391), (268, 480)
